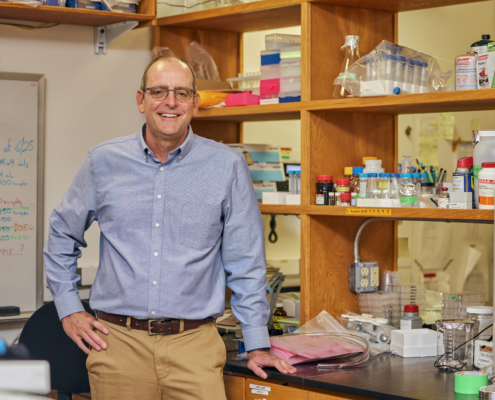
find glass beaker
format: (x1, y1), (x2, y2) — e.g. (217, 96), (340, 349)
(435, 320), (474, 371)
(333, 35), (360, 99)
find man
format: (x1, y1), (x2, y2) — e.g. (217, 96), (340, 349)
(43, 54), (296, 400)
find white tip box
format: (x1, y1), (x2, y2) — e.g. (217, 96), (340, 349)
(390, 329), (437, 358)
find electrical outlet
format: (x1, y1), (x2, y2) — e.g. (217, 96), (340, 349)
(349, 262), (380, 293)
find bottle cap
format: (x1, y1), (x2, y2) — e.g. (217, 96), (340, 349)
(317, 175), (333, 182)
(457, 157), (473, 168)
(276, 302), (284, 308)
(466, 306), (493, 314)
(344, 167), (353, 175)
(386, 54), (393, 59)
(359, 173), (369, 178)
(378, 173), (388, 177)
(442, 187), (448, 191)
(362, 156), (377, 165)
(482, 162), (495, 168)
(482, 34), (491, 40)
(336, 179), (350, 185)
(341, 192), (351, 201)
(0, 339), (6, 357)
(404, 305), (419, 313)
(393, 87), (401, 95)
(421, 182), (435, 187)
(368, 173), (378, 177)
(402, 173), (412, 178)
(365, 159), (382, 166)
(353, 167), (364, 175)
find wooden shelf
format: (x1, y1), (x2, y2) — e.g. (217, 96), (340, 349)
(259, 204), (494, 222)
(193, 90), (495, 122)
(310, 0), (495, 12)
(156, 0), (301, 32)
(0, 2), (155, 26)
(195, 102), (301, 122)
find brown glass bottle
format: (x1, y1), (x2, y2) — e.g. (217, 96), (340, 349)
(273, 303), (287, 333)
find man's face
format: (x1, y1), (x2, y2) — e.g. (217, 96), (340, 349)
(137, 60), (200, 141)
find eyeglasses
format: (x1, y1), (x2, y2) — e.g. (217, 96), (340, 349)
(144, 86), (196, 102)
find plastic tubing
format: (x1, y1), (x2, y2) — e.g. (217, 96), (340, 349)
(314, 333), (370, 369)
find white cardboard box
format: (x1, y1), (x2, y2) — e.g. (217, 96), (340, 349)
(285, 194), (301, 205)
(390, 329), (437, 358)
(262, 192), (287, 204)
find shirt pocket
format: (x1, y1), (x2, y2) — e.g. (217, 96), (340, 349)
(179, 201), (222, 250)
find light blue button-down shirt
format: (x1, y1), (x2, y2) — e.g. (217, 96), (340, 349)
(43, 124), (270, 351)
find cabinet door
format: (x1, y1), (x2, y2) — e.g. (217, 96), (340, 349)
(225, 374), (245, 400)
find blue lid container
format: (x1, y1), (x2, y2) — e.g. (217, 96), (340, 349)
(353, 167), (365, 175)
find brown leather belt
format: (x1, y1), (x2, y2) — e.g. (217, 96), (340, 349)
(97, 311), (214, 336)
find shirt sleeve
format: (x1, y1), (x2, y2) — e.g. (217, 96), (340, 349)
(43, 153), (97, 320)
(221, 155), (270, 352)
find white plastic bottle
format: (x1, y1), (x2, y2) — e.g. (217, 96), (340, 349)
(363, 159), (385, 174)
(473, 130), (495, 208)
(478, 162), (495, 209)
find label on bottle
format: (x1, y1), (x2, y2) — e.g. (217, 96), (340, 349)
(474, 165), (482, 180)
(359, 182), (367, 198)
(336, 187), (350, 192)
(479, 178), (495, 207)
(400, 319), (412, 330)
(438, 197), (449, 209)
(452, 174), (466, 192)
(273, 315), (285, 330)
(316, 194), (325, 205)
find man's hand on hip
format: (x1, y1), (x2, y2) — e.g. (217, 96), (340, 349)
(247, 350), (297, 379)
(62, 311), (109, 355)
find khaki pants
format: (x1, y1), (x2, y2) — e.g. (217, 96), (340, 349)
(86, 320), (227, 400)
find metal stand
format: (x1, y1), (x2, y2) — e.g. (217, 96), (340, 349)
(94, 21), (139, 54)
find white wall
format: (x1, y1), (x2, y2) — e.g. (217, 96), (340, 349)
(0, 22), (151, 343)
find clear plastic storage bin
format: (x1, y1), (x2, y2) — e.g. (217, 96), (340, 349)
(280, 59), (301, 78)
(265, 34), (301, 51)
(261, 64), (281, 81)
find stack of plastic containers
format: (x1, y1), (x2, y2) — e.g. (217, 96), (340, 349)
(279, 45), (301, 102)
(260, 34), (301, 105)
(400, 284), (426, 316)
(442, 292), (486, 320)
(357, 292), (401, 328)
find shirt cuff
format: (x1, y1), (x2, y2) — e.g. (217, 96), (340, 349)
(54, 292), (85, 320)
(242, 325), (271, 352)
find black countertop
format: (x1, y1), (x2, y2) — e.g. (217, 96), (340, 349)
(224, 353), (482, 400)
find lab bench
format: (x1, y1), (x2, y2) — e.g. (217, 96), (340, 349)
(223, 352), (478, 400)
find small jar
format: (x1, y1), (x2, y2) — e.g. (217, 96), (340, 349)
(335, 178), (350, 194)
(438, 187), (449, 209)
(420, 182), (435, 197)
(359, 173), (369, 199)
(400, 305), (422, 330)
(467, 306), (493, 341)
(351, 193), (357, 206)
(340, 192), (351, 206)
(335, 192), (342, 206)
(316, 175), (333, 205)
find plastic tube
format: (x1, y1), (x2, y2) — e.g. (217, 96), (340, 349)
(385, 54), (394, 94)
(420, 61), (429, 93)
(367, 173), (377, 198)
(364, 57), (372, 81)
(411, 60), (421, 94)
(393, 56), (404, 92)
(402, 58), (412, 93)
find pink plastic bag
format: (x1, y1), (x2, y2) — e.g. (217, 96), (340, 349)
(269, 334), (364, 365)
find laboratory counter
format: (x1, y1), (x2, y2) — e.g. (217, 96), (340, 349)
(223, 352), (480, 400)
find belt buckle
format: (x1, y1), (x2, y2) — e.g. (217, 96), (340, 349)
(148, 319), (166, 336)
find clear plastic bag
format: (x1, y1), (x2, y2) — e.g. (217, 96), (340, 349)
(186, 41), (221, 82)
(333, 40), (453, 97)
(294, 310), (347, 334)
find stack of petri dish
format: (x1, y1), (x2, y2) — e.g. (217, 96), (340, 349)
(357, 292), (401, 328)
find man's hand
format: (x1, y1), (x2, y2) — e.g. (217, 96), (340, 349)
(61, 311), (109, 355)
(247, 350), (297, 379)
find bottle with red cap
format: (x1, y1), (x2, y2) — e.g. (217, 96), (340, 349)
(452, 157), (473, 207)
(400, 305), (422, 330)
(340, 192), (351, 206)
(316, 175), (333, 206)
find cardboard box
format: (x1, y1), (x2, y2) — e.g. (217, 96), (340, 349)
(262, 192), (287, 204)
(285, 194), (301, 205)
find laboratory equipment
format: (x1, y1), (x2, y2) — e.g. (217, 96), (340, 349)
(400, 284), (426, 316)
(366, 173), (377, 198)
(225, 92), (260, 106)
(358, 292), (401, 328)
(473, 130), (495, 208)
(435, 320), (474, 371)
(380, 270), (401, 292)
(359, 173), (369, 198)
(265, 34), (301, 51)
(442, 292), (486, 320)
(391, 329), (437, 358)
(399, 173), (419, 207)
(333, 35), (360, 99)
(438, 187), (450, 209)
(316, 175), (333, 205)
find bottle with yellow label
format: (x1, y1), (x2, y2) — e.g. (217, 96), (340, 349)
(273, 303), (287, 332)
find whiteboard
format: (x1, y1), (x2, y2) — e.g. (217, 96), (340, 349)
(0, 73), (44, 313)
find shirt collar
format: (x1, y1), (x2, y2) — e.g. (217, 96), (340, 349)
(138, 123), (195, 163)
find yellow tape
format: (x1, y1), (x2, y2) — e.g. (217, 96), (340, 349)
(346, 208), (392, 216)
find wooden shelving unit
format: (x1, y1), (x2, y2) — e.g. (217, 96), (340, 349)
(153, 0), (495, 325)
(0, 0), (155, 27)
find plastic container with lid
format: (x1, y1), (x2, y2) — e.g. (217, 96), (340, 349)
(351, 167), (364, 194)
(400, 305), (422, 330)
(359, 173), (369, 199)
(265, 34), (301, 51)
(280, 76), (301, 95)
(473, 130), (495, 208)
(335, 179), (350, 193)
(366, 173), (377, 198)
(420, 182), (435, 197)
(340, 192), (351, 206)
(280, 59), (301, 78)
(280, 45), (301, 61)
(399, 173), (419, 208)
(260, 64), (281, 81)
(261, 50), (281, 66)
(378, 173), (390, 198)
(363, 159), (385, 174)
(479, 162), (495, 209)
(467, 306), (493, 341)
(316, 175), (333, 206)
